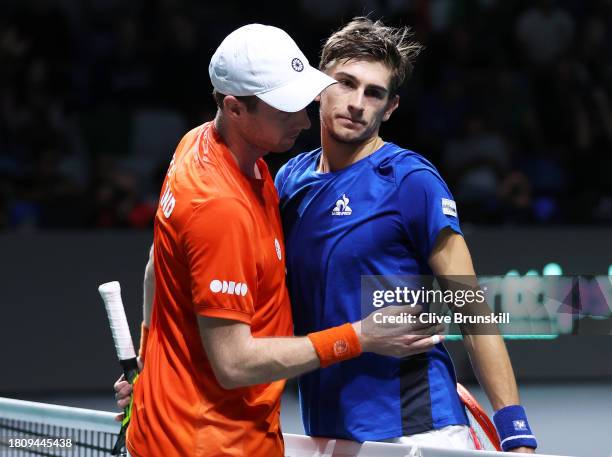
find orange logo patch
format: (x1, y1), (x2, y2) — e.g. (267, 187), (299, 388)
(333, 339), (348, 356)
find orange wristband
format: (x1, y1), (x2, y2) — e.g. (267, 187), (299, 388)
(307, 323), (362, 368)
(138, 322), (149, 363)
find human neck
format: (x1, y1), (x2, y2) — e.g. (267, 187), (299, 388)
(318, 128), (384, 173)
(214, 115), (264, 179)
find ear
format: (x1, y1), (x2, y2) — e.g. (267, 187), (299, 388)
(223, 95), (246, 119)
(382, 95), (399, 122)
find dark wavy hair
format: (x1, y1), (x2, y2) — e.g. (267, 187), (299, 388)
(320, 17), (424, 96)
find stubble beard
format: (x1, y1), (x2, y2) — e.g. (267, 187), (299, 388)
(326, 120), (372, 145)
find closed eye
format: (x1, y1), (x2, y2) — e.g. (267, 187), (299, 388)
(365, 89), (385, 99)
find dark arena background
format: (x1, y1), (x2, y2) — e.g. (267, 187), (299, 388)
(0, 1), (610, 457)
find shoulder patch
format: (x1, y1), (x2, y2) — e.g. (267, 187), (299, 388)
(441, 198), (457, 217)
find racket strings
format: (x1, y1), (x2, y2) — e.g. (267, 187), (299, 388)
(466, 411), (496, 450)
(457, 383), (502, 451)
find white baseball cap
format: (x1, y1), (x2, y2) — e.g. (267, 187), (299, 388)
(209, 24), (336, 113)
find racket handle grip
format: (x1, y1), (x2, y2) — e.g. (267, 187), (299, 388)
(120, 357), (139, 384)
(111, 358), (139, 455)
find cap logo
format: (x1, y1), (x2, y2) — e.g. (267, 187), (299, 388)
(291, 58), (304, 72)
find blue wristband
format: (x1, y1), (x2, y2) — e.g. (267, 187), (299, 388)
(493, 405), (537, 451)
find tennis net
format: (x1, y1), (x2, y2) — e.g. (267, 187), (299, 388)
(0, 397), (118, 456)
(0, 396), (568, 457)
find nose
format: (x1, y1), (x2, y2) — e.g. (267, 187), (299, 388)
(347, 90), (365, 115)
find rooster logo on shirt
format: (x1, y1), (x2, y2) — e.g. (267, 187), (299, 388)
(332, 194), (352, 216)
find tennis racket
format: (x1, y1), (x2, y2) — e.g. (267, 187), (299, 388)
(457, 383), (501, 451)
(98, 281), (139, 456)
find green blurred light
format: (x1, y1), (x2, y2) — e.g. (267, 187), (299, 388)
(525, 269), (539, 276)
(543, 262), (563, 276)
(506, 270), (520, 276)
(502, 335), (559, 340)
(444, 335), (559, 341)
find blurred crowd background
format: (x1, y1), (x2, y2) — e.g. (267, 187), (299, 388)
(0, 0), (611, 230)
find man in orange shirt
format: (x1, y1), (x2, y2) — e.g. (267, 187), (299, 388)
(120, 24), (442, 457)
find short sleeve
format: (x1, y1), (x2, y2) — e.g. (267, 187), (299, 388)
(274, 162), (290, 198)
(398, 169), (462, 262)
(181, 198), (256, 324)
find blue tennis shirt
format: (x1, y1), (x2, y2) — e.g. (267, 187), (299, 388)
(275, 142), (469, 442)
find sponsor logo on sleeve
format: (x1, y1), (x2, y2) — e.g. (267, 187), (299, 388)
(209, 279), (248, 296)
(441, 198), (457, 217)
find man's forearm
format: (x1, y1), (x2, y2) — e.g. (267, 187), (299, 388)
(198, 308), (440, 390)
(198, 317), (331, 389)
(462, 334), (519, 411)
(221, 335), (321, 388)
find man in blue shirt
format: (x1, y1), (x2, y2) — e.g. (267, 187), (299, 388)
(116, 18), (537, 453)
(275, 17), (537, 452)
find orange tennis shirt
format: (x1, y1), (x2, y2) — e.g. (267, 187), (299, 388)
(127, 122), (293, 457)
